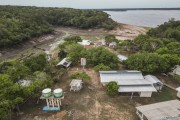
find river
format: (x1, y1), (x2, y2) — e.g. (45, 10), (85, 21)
(105, 10), (180, 27)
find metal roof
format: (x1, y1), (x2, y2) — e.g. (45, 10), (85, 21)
(99, 71), (152, 85)
(136, 100), (180, 120)
(117, 54), (128, 61)
(56, 58), (71, 67)
(118, 85), (157, 92)
(144, 75), (162, 84)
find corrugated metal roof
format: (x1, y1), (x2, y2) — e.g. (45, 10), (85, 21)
(144, 75), (162, 84)
(136, 100), (180, 120)
(99, 71), (152, 85)
(118, 85), (157, 92)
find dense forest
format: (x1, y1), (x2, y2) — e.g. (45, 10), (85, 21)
(0, 6), (117, 48)
(117, 20), (180, 73)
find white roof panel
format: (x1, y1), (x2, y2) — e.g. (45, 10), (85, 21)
(144, 75), (162, 84)
(118, 85), (157, 92)
(99, 71), (152, 85)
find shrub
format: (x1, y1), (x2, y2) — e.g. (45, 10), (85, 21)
(106, 81), (119, 95)
(125, 53), (170, 73)
(94, 64), (110, 72)
(70, 72), (90, 80)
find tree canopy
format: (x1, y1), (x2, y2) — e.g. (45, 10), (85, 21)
(0, 6), (117, 49)
(125, 53), (170, 73)
(106, 81), (119, 96)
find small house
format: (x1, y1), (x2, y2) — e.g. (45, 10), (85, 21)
(99, 71), (157, 97)
(117, 54), (128, 61)
(144, 75), (163, 91)
(70, 79), (83, 92)
(56, 58), (71, 68)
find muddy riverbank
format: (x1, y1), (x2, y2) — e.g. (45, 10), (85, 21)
(0, 24), (147, 62)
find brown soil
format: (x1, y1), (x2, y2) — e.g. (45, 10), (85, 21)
(17, 66), (136, 120)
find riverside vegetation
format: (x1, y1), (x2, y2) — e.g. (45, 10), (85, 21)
(0, 6), (117, 48)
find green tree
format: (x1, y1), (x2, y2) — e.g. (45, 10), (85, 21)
(161, 54), (180, 67)
(106, 81), (119, 96)
(105, 35), (118, 45)
(70, 72), (90, 80)
(94, 64), (111, 72)
(5, 61), (30, 83)
(0, 74), (23, 119)
(86, 47), (119, 69)
(24, 54), (47, 72)
(64, 36), (82, 43)
(125, 53), (170, 73)
(66, 44), (86, 64)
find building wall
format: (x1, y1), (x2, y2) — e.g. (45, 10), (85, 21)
(140, 92), (152, 97)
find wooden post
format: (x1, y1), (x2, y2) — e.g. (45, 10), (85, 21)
(46, 99), (49, 109)
(57, 99), (60, 110)
(52, 98), (54, 109)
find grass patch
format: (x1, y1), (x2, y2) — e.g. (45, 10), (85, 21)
(134, 87), (177, 105)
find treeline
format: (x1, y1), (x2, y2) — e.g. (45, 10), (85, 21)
(117, 20), (180, 73)
(147, 19), (180, 42)
(0, 6), (117, 48)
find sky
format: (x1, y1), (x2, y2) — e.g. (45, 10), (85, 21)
(0, 0), (180, 9)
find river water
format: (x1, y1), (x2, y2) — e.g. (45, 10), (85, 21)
(105, 10), (180, 27)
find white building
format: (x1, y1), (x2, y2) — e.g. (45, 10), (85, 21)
(99, 71), (157, 97)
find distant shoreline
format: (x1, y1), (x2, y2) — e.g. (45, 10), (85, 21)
(90, 8), (180, 11)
